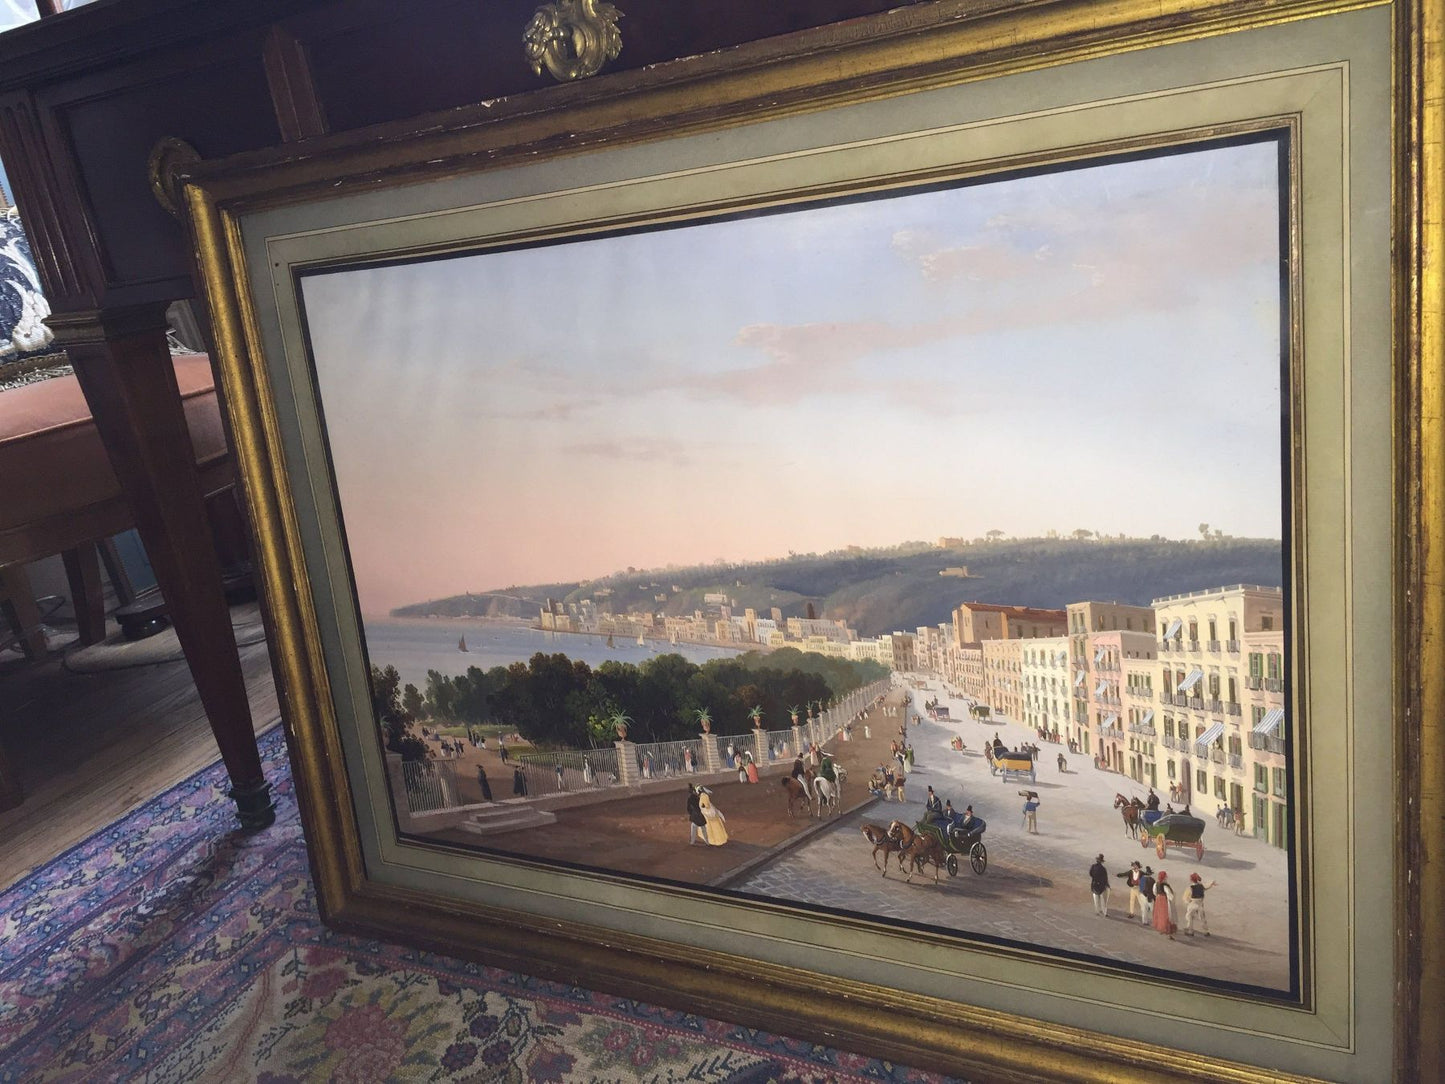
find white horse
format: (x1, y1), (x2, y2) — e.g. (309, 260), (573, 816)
(811, 776), (839, 817)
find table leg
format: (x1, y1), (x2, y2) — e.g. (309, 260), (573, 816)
(61, 543), (107, 645)
(52, 305), (273, 830)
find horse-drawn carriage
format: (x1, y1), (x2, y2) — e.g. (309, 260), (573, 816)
(968, 704), (991, 721)
(913, 815), (988, 877)
(1139, 810), (1207, 860)
(986, 746), (1036, 783)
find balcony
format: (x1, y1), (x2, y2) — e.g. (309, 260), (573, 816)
(1206, 640), (1222, 652)
(1163, 735), (1180, 750)
(1228, 753), (1244, 769)
(1128, 723), (1158, 737)
(1100, 726), (1125, 742)
(1265, 677), (1284, 692)
(1209, 748), (1225, 765)
(1096, 661), (1120, 672)
(1227, 701), (1243, 716)
(1249, 734), (1287, 755)
(1159, 691), (1176, 706)
(1127, 685), (1153, 699)
(1225, 640), (1240, 653)
(1246, 675), (1264, 690)
(1157, 641), (1171, 653)
(1187, 696), (1204, 710)
(1206, 698), (1224, 714)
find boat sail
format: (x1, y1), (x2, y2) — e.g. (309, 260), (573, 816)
(606, 634), (615, 649)
(458, 636), (468, 652)
(637, 632), (647, 647)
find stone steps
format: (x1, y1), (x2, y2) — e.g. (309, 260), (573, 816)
(459, 802), (558, 836)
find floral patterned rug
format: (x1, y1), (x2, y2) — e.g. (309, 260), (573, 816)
(0, 729), (954, 1083)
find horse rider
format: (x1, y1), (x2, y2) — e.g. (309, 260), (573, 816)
(791, 756), (807, 785)
(1147, 788), (1161, 812)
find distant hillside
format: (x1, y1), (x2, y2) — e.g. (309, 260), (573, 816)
(391, 536), (1284, 635)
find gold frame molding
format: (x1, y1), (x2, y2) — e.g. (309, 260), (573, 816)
(172, 0), (1442, 1079)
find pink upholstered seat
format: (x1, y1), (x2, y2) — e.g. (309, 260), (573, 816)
(0, 353), (229, 560)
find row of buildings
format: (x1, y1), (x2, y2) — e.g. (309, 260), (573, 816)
(539, 584), (1290, 850)
(536, 598), (914, 666)
(911, 588), (1289, 849)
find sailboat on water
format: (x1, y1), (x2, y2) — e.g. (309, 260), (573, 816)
(606, 634), (615, 649)
(637, 632), (647, 647)
(458, 635), (469, 652)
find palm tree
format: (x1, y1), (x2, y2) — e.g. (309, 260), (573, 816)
(788, 704), (800, 726)
(609, 710), (633, 740)
(693, 707), (712, 733)
(748, 705), (764, 729)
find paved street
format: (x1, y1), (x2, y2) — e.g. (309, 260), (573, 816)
(731, 677), (1293, 990)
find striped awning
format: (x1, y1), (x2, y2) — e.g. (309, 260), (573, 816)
(1164, 618), (1183, 639)
(1193, 721), (1225, 751)
(1093, 647), (1107, 663)
(1102, 713), (1118, 728)
(1177, 668), (1204, 693)
(1094, 681), (1108, 696)
(1252, 708), (1285, 737)
(1141, 709), (1155, 726)
(1074, 671), (1085, 687)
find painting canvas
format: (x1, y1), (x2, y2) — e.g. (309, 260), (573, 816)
(298, 132), (1296, 996)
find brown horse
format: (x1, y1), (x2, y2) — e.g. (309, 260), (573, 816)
(886, 819), (918, 850)
(1114, 793), (1144, 838)
(781, 776), (811, 817)
(895, 832), (953, 884)
(860, 821), (904, 875)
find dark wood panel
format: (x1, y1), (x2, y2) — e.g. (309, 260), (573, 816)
(295, 0), (932, 133)
(55, 54), (280, 290)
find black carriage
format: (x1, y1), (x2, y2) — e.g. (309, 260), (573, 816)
(1140, 811), (1207, 860)
(914, 815), (988, 877)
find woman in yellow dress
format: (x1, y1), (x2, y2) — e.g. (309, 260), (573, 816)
(698, 788), (728, 845)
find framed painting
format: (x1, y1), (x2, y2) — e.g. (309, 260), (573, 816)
(172, 0), (1442, 1078)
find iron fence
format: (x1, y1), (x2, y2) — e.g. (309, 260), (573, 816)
(401, 757), (460, 813)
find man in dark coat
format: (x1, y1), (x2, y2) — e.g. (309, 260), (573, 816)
(476, 764), (493, 802)
(1138, 866), (1156, 925)
(512, 765), (527, 797)
(687, 784), (708, 845)
(1089, 854), (1111, 916)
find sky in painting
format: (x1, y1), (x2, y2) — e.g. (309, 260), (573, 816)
(302, 140), (1284, 615)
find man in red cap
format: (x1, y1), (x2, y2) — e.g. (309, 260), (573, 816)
(1183, 872), (1218, 936)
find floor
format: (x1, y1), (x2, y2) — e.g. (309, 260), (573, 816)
(0, 605), (281, 891)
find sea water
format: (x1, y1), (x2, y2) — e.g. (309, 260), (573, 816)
(362, 617), (751, 689)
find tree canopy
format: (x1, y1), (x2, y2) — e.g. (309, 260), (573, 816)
(411, 649), (887, 747)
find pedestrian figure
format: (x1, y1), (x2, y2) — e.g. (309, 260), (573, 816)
(1152, 870), (1177, 938)
(904, 745), (915, 771)
(499, 741), (509, 765)
(1089, 854), (1110, 916)
(1184, 873), (1217, 935)
(893, 772), (906, 802)
(686, 784), (709, 845)
(476, 764), (493, 802)
(698, 787), (728, 845)
(684, 747), (695, 773)
(745, 755), (759, 784)
(1139, 866), (1156, 925)
(1116, 860), (1143, 919)
(582, 756), (594, 786)
(1057, 753), (1068, 772)
(1021, 791), (1040, 833)
(1233, 806), (1248, 836)
(555, 761), (565, 791)
(512, 765), (527, 797)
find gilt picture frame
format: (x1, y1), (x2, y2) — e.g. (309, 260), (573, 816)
(173, 0), (1442, 1079)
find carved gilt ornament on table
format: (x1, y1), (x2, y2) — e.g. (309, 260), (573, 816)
(523, 0), (622, 82)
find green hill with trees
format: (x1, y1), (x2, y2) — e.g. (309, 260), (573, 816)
(392, 534), (1284, 637)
